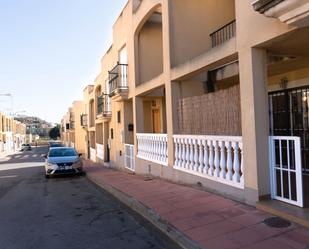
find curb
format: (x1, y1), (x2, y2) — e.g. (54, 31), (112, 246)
(86, 171), (203, 249)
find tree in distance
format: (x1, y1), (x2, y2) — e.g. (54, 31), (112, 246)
(49, 125), (60, 140)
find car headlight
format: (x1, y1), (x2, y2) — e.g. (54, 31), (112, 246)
(47, 162), (57, 167)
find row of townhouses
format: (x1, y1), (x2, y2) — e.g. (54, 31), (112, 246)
(0, 112), (27, 152)
(61, 0), (309, 212)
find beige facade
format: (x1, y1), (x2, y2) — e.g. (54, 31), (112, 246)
(0, 112), (26, 152)
(60, 101), (86, 155)
(61, 0), (309, 208)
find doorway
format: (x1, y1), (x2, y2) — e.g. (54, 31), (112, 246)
(152, 109), (161, 133)
(269, 86), (309, 207)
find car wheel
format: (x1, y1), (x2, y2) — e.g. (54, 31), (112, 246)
(45, 174), (50, 179)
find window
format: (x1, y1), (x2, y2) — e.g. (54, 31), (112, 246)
(117, 111), (121, 123)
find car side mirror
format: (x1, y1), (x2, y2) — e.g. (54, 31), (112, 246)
(79, 153), (82, 157)
(43, 154), (47, 159)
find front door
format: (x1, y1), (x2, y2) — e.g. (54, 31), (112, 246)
(269, 86), (309, 207)
(269, 87), (309, 172)
(152, 109), (161, 133)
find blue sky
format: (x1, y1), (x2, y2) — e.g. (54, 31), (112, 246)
(0, 0), (127, 123)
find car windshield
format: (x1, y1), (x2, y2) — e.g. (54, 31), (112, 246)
(50, 144), (62, 147)
(48, 148), (77, 157)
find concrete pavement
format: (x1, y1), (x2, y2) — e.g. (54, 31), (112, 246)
(84, 160), (309, 249)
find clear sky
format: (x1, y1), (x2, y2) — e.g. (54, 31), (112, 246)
(0, 0), (127, 124)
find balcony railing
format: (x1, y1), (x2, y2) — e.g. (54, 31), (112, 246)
(210, 20), (236, 48)
(97, 95), (111, 117)
(80, 114), (88, 127)
(97, 95), (104, 114)
(109, 63), (128, 96)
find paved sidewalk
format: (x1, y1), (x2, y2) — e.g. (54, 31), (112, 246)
(84, 160), (309, 249)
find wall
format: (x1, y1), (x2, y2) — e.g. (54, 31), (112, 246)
(124, 101), (134, 145)
(169, 0), (235, 67)
(137, 21), (163, 84)
(96, 123), (103, 144)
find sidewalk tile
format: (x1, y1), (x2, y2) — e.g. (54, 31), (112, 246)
(83, 161), (309, 249)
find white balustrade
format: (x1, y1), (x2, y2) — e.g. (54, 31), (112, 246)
(173, 135), (244, 189)
(90, 147), (96, 162)
(96, 143), (104, 160)
(136, 133), (168, 166)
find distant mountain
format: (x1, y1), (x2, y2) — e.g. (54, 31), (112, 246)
(15, 115), (53, 136)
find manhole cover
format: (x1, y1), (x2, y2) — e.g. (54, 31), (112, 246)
(263, 217), (291, 228)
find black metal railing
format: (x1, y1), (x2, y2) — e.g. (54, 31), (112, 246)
(103, 95), (111, 116)
(108, 62), (128, 95)
(210, 20), (236, 48)
(97, 95), (103, 114)
(80, 114), (88, 127)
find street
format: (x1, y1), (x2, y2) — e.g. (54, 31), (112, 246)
(0, 147), (173, 249)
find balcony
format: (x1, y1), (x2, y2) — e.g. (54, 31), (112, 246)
(251, 0), (309, 27)
(109, 63), (128, 101)
(96, 94), (112, 121)
(69, 121), (75, 130)
(251, 0), (284, 14)
(80, 114), (88, 127)
(210, 20), (236, 48)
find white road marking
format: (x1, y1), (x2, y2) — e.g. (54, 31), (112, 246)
(23, 155), (29, 158)
(0, 175), (18, 179)
(15, 155), (21, 158)
(0, 162), (44, 171)
(32, 155), (38, 158)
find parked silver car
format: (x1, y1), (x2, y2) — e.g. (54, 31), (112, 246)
(44, 147), (83, 178)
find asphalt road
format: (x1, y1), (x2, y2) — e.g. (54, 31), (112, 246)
(0, 147), (174, 249)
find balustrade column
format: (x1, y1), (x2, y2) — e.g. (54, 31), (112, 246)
(181, 138), (186, 168)
(208, 140), (214, 176)
(193, 138), (199, 171)
(198, 138), (204, 173)
(174, 137), (179, 166)
(203, 140), (209, 174)
(214, 141), (220, 177)
(226, 141), (233, 181)
(232, 142), (240, 183)
(220, 141), (226, 179)
(185, 138), (190, 169)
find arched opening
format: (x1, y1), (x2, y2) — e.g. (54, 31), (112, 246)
(135, 5), (163, 85)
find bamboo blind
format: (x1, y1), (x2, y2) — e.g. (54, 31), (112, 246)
(178, 84), (241, 136)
